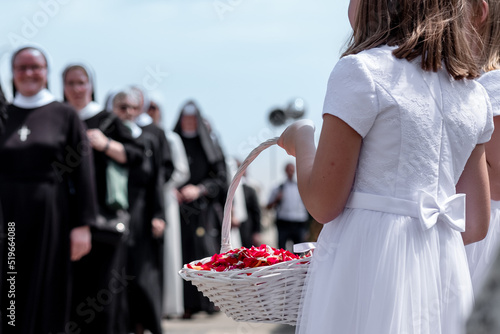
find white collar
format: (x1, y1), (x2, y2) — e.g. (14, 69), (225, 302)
(135, 112), (153, 127)
(78, 101), (102, 121)
(123, 120), (142, 139)
(13, 89), (56, 109)
(182, 130), (198, 138)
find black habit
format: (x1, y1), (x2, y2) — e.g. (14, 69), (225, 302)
(126, 122), (171, 334)
(70, 110), (143, 334)
(173, 101), (228, 316)
(0, 102), (97, 334)
(239, 183), (262, 248)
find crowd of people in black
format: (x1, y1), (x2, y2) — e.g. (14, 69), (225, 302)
(0, 45), (271, 334)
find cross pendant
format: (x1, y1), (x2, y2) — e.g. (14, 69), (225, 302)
(18, 125), (31, 142)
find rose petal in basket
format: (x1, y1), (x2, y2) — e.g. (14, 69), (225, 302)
(179, 257), (310, 325)
(178, 138), (311, 325)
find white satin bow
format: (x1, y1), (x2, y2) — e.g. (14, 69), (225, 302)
(417, 191), (465, 232)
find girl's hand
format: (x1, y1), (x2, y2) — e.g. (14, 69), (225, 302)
(277, 119), (315, 157)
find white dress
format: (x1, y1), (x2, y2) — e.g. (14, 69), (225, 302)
(466, 69), (500, 297)
(296, 46), (493, 334)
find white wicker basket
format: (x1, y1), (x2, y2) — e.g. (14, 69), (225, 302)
(179, 137), (311, 325)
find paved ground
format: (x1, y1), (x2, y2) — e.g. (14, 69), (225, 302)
(162, 311), (296, 334)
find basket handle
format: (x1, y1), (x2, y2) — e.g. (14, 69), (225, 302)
(220, 137), (279, 253)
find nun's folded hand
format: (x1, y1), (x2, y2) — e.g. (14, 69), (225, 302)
(152, 218), (166, 238)
(86, 129), (109, 151)
(70, 225), (92, 261)
(179, 184), (202, 203)
(277, 119), (315, 157)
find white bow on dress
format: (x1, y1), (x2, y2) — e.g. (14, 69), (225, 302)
(417, 191), (466, 232)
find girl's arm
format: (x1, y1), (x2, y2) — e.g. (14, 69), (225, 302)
(485, 116), (500, 200)
(279, 115), (362, 224)
(456, 143), (490, 245)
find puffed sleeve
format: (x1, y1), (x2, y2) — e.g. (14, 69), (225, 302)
(475, 83), (495, 145)
(479, 100), (494, 144)
(322, 55), (379, 137)
(478, 70), (500, 117)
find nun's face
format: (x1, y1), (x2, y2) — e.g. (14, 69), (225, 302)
(113, 95), (140, 121)
(180, 114), (198, 133)
(13, 49), (47, 97)
(147, 102), (161, 124)
(64, 68), (92, 110)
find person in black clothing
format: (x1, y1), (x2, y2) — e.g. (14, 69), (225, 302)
(63, 64), (143, 334)
(0, 83), (6, 134)
(0, 46), (97, 334)
(131, 86), (174, 189)
(112, 87), (169, 334)
(0, 83), (5, 329)
(0, 83), (5, 330)
(266, 163), (309, 250)
(235, 160), (262, 248)
(173, 100), (228, 318)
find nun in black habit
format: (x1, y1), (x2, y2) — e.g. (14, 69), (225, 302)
(0, 82), (6, 134)
(62, 64), (143, 334)
(0, 47), (97, 334)
(132, 86), (174, 185)
(173, 100), (228, 318)
(0, 80), (8, 331)
(112, 87), (169, 334)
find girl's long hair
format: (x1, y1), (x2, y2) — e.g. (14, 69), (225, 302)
(344, 0), (480, 79)
(481, 0), (500, 71)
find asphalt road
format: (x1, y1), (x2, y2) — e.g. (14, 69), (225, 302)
(162, 311), (296, 334)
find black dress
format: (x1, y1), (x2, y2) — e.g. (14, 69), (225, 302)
(0, 84), (6, 134)
(70, 111), (143, 334)
(141, 123), (174, 185)
(173, 101), (228, 316)
(0, 85), (6, 328)
(126, 124), (169, 334)
(0, 102), (97, 334)
(177, 135), (227, 314)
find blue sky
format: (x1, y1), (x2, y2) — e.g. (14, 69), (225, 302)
(0, 0), (352, 199)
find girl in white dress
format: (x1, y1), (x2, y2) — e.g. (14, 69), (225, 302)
(278, 0), (494, 333)
(466, 0), (500, 297)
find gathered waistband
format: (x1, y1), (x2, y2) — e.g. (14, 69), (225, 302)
(345, 191), (466, 232)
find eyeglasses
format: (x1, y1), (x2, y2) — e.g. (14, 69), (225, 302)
(14, 65), (47, 73)
(117, 104), (139, 111)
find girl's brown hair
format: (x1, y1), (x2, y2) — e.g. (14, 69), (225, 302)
(480, 0), (500, 71)
(344, 0), (480, 79)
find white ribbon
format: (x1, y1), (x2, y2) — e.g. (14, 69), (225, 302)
(417, 191), (465, 232)
(346, 191), (466, 232)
